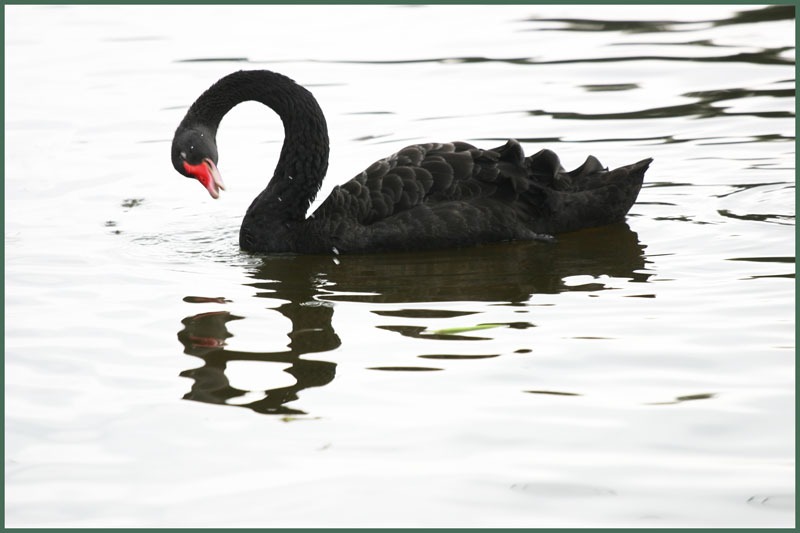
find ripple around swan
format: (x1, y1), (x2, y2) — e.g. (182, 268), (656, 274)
(524, 5), (794, 33)
(170, 224), (651, 416)
(322, 48), (795, 67)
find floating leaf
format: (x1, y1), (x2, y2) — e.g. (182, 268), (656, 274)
(431, 323), (504, 335)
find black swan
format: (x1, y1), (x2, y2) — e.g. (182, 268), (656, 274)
(171, 70), (652, 254)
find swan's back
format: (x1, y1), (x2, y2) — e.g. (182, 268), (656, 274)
(304, 140), (650, 253)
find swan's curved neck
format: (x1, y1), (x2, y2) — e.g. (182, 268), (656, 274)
(180, 70), (329, 222)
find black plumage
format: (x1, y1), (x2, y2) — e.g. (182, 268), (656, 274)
(171, 70), (652, 254)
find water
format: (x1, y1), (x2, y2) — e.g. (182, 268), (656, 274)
(5, 4), (795, 527)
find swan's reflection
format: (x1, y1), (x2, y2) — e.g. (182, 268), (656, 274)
(177, 222), (651, 415)
(177, 300), (339, 415)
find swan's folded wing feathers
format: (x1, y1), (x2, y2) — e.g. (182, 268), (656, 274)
(365, 159), (391, 176)
(421, 157), (455, 190)
(382, 173), (403, 204)
(438, 150), (475, 179)
(315, 140), (531, 226)
(395, 145), (426, 166)
(368, 189), (392, 221)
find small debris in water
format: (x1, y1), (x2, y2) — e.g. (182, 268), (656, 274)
(747, 494), (795, 510)
(121, 198), (144, 208)
(332, 257), (340, 265)
(331, 246), (339, 255)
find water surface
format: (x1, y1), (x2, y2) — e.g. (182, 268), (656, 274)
(5, 4), (795, 527)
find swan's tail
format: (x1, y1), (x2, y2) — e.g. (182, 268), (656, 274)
(524, 150), (652, 234)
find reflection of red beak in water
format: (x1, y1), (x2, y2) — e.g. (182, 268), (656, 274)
(186, 311), (230, 348)
(183, 158), (226, 198)
(188, 335), (226, 348)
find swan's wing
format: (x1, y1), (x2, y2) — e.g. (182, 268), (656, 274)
(312, 140), (533, 225)
(306, 140), (650, 251)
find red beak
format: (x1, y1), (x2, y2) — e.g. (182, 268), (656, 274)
(183, 158), (226, 198)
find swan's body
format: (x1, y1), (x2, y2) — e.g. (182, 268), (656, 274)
(171, 70), (651, 254)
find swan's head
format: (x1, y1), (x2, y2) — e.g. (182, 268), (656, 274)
(171, 127), (226, 198)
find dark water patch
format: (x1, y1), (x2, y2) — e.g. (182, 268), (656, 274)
(524, 17), (697, 34)
(564, 283), (609, 291)
(525, 5), (794, 34)
(480, 136), (563, 144)
(571, 336), (613, 340)
(677, 393), (715, 401)
(418, 354), (501, 360)
(715, 182), (791, 198)
(580, 83), (639, 92)
(746, 163), (795, 171)
(717, 210), (795, 225)
(712, 5), (795, 27)
(183, 296), (231, 304)
(367, 366), (443, 372)
(728, 256), (795, 264)
(742, 273), (795, 280)
(328, 47), (793, 67)
(372, 309), (479, 319)
(527, 89), (794, 121)
(644, 182), (694, 188)
(514, 348), (532, 353)
(646, 392), (716, 405)
(524, 390), (582, 396)
(653, 216), (715, 225)
(694, 133), (795, 147)
(505, 321), (536, 329)
(684, 87), (795, 103)
(626, 293), (656, 298)
(616, 39), (734, 48)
